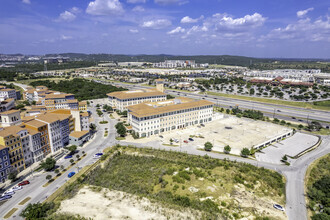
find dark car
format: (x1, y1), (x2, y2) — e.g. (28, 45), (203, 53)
(18, 180), (30, 186)
(277, 110), (281, 112)
(95, 153), (103, 156)
(64, 155), (73, 159)
(291, 117), (296, 119)
(0, 195), (12, 201)
(68, 172), (76, 178)
(201, 124), (205, 127)
(188, 138), (194, 141)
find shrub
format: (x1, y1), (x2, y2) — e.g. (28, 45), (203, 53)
(204, 142), (213, 151)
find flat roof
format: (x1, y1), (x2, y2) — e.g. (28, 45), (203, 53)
(107, 88), (165, 100)
(0, 125), (26, 137)
(128, 97), (213, 118)
(0, 110), (20, 115)
(24, 119), (47, 128)
(70, 130), (89, 138)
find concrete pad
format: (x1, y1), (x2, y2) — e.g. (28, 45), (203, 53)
(256, 132), (319, 164)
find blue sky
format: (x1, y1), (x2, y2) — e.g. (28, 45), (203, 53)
(0, 0), (329, 58)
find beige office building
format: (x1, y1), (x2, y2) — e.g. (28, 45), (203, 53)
(128, 97), (214, 137)
(107, 88), (166, 111)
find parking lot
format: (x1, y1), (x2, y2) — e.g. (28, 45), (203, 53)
(126, 116), (292, 155)
(256, 132), (319, 164)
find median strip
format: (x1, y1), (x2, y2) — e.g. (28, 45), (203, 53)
(3, 208), (18, 219)
(18, 197), (31, 205)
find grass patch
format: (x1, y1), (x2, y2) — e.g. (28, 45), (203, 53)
(305, 154), (330, 219)
(3, 208), (18, 219)
(104, 131), (108, 137)
(115, 137), (125, 140)
(84, 146), (285, 219)
(109, 114), (115, 119)
(162, 144), (179, 147)
(18, 197), (31, 205)
(99, 121), (108, 124)
(206, 91), (330, 111)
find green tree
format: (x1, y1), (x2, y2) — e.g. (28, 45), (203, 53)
(249, 88), (255, 95)
(8, 170), (18, 182)
(89, 123), (96, 131)
(70, 159), (74, 164)
(46, 174), (52, 181)
(226, 109), (230, 114)
(282, 155), (288, 161)
(170, 138), (174, 145)
(204, 142), (213, 152)
(298, 124), (304, 129)
(67, 145), (77, 155)
(41, 158), (56, 171)
(115, 122), (127, 137)
(20, 202), (55, 219)
(224, 145), (231, 154)
(241, 148), (250, 157)
(76, 155), (80, 160)
(54, 169), (60, 176)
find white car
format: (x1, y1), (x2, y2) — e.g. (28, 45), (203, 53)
(273, 204), (285, 211)
(2, 191), (15, 197)
(11, 186), (23, 191)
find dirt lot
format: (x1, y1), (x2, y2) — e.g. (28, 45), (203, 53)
(126, 116), (292, 155)
(58, 186), (200, 220)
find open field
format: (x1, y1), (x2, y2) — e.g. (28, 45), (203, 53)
(67, 146), (287, 219)
(206, 91), (330, 111)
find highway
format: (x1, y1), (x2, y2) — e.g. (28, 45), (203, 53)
(108, 81), (330, 126)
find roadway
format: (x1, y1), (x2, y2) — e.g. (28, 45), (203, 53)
(108, 81), (330, 126)
(0, 104), (118, 219)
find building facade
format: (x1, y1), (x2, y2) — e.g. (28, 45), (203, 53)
(0, 147), (11, 183)
(128, 97), (214, 137)
(107, 88), (166, 111)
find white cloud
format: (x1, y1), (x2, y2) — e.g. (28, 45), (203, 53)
(180, 15), (203, 23)
(60, 35), (73, 40)
(86, 0), (124, 15)
(297, 8), (314, 18)
(213, 13), (266, 31)
(127, 0), (146, 3)
(167, 26), (185, 34)
(58, 11), (76, 22)
(141, 19), (171, 29)
(132, 6), (145, 12)
(129, 29), (139, 33)
(154, 0), (188, 5)
(70, 7), (82, 14)
(22, 0), (31, 4)
(263, 16), (330, 42)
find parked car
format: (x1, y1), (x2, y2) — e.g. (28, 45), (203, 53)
(93, 153), (103, 159)
(291, 117), (296, 119)
(18, 180), (30, 186)
(159, 135), (164, 138)
(0, 195), (12, 201)
(201, 124), (205, 127)
(277, 110), (281, 112)
(68, 172), (76, 178)
(11, 186), (23, 191)
(184, 140), (188, 143)
(174, 139), (179, 143)
(64, 155), (73, 159)
(2, 191), (15, 196)
(188, 138), (194, 141)
(273, 204), (285, 211)
(95, 153), (103, 156)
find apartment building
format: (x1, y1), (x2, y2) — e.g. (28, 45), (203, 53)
(35, 114), (63, 154)
(80, 112), (90, 131)
(0, 86), (18, 101)
(0, 110), (22, 127)
(0, 146), (11, 183)
(0, 98), (15, 112)
(107, 88), (166, 111)
(128, 97), (214, 137)
(0, 126), (25, 172)
(26, 128), (44, 163)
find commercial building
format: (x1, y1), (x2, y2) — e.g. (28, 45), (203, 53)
(127, 97), (214, 137)
(107, 88), (166, 111)
(249, 76), (313, 87)
(69, 130), (90, 146)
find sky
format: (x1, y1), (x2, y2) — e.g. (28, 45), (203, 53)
(0, 0), (329, 58)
